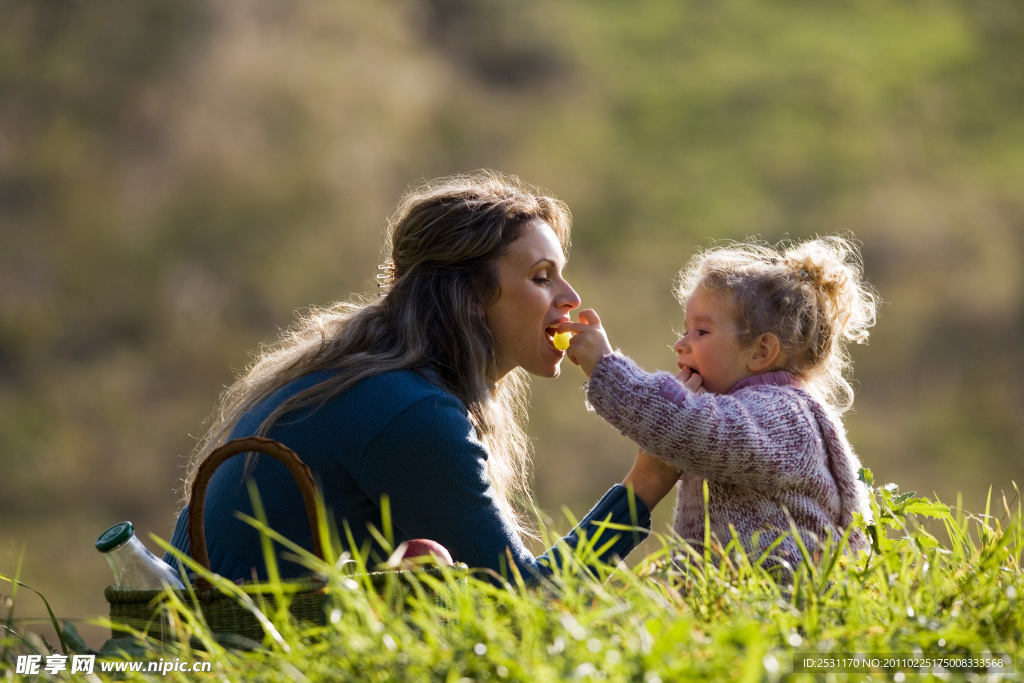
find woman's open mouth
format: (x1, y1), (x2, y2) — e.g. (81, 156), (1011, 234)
(545, 325), (560, 351)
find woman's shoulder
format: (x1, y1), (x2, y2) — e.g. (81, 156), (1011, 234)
(314, 367), (470, 429)
(339, 369), (474, 449)
(247, 367), (463, 433)
(349, 367), (457, 404)
(255, 367), (471, 456)
(271, 366), (449, 399)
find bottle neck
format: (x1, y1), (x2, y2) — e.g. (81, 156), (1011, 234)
(106, 533), (144, 556)
(102, 532), (184, 589)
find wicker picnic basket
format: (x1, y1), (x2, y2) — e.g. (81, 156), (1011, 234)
(104, 436), (466, 643)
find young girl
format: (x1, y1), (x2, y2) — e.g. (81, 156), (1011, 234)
(560, 235), (878, 577)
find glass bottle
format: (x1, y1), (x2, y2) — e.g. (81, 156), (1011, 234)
(95, 521), (185, 590)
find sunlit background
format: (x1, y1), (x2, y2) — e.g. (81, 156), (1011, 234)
(2, 0), (1021, 648)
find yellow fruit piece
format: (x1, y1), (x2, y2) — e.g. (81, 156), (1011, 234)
(553, 331), (572, 351)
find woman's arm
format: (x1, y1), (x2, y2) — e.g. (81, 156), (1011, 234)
(359, 392), (652, 583)
(622, 449), (681, 511)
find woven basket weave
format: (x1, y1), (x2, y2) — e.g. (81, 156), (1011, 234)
(103, 436), (466, 643)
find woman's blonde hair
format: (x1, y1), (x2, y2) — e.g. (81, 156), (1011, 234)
(675, 234), (878, 413)
(182, 170), (572, 538)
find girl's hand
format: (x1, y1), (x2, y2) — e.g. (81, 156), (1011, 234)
(558, 309), (613, 377)
(622, 449), (681, 511)
(676, 367), (705, 394)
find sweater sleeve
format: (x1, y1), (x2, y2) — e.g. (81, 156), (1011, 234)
(358, 391), (650, 583)
(586, 353), (820, 487)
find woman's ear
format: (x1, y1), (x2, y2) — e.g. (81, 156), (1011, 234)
(747, 333), (781, 372)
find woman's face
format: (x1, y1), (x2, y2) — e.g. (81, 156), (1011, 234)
(484, 221), (581, 380)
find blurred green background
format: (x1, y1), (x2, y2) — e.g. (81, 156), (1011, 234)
(2, 0), (1021, 648)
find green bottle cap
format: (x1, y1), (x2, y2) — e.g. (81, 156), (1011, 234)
(95, 521), (135, 553)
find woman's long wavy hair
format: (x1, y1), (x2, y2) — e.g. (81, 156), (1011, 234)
(180, 170), (573, 538)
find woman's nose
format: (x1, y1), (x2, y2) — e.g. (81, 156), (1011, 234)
(558, 280), (581, 311)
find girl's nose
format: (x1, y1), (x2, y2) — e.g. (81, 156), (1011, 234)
(673, 336), (688, 353)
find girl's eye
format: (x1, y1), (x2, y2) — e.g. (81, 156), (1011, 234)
(698, 329), (709, 336)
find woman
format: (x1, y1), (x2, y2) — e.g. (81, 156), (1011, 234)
(165, 170), (680, 583)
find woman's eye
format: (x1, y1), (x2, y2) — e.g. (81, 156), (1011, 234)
(533, 274), (551, 285)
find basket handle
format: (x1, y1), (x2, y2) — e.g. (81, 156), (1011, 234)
(188, 436), (324, 588)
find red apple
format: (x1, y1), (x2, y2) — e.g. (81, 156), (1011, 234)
(391, 538), (454, 567)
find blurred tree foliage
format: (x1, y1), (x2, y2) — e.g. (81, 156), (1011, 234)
(1, 0), (1021, 644)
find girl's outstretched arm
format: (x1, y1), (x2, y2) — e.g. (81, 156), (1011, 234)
(587, 353), (820, 488)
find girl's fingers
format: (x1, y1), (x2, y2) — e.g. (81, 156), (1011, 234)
(683, 372), (703, 392)
(557, 309), (602, 336)
(575, 308), (602, 327)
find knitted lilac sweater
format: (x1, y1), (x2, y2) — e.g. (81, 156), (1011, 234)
(587, 353), (870, 572)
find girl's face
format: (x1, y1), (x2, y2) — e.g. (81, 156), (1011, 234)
(673, 287), (758, 394)
(484, 221), (581, 380)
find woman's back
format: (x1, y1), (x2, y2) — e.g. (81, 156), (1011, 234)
(167, 368), (553, 580)
(167, 364), (655, 582)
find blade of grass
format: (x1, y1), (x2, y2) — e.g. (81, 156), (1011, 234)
(0, 545), (27, 664)
(0, 570), (69, 655)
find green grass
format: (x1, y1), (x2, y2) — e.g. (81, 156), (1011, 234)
(3, 472), (1021, 682)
